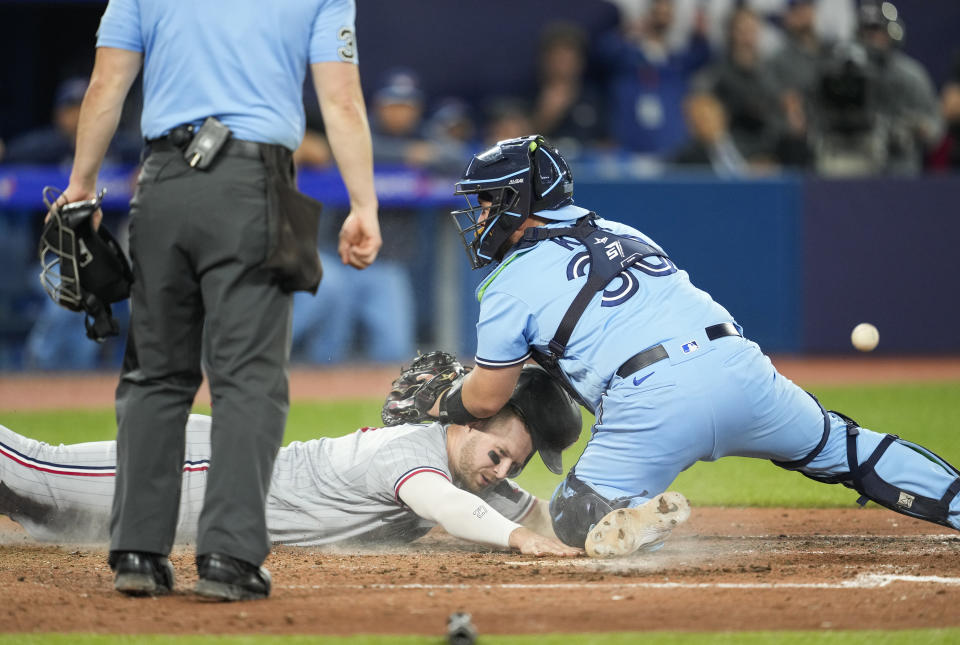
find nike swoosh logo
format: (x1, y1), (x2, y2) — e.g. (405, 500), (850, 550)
(633, 372), (655, 386)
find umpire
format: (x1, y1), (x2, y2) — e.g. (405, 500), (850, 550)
(59, 0), (380, 600)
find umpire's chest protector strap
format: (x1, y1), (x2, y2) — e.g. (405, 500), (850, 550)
(519, 215), (670, 358)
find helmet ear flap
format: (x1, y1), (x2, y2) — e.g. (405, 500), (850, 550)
(533, 147), (552, 198)
(528, 138), (574, 213)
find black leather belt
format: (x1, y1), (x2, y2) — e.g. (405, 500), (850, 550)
(615, 322), (741, 379)
(146, 128), (264, 160)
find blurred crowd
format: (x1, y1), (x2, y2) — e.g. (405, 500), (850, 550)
(2, 0), (958, 177)
(290, 0), (959, 178)
(2, 0), (959, 371)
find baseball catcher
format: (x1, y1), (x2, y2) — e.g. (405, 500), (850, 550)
(38, 186), (133, 342)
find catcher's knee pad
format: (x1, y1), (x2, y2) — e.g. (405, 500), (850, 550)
(803, 411), (960, 529)
(549, 472), (631, 547)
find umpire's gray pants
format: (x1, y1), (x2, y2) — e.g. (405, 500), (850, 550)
(111, 148), (291, 567)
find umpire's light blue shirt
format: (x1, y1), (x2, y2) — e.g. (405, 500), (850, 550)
(97, 0), (358, 152)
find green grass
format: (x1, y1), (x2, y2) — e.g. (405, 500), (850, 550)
(531, 381), (960, 505)
(3, 630), (959, 644)
(5, 383), (959, 507)
(3, 383), (959, 644)
(673, 382), (960, 507)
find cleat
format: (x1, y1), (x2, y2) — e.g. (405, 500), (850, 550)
(585, 491), (691, 558)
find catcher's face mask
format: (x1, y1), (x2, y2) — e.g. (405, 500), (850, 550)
(451, 184), (524, 269)
(451, 136), (574, 269)
(38, 190), (98, 312)
(38, 186), (133, 341)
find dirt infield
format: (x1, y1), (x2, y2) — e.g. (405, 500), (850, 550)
(2, 356), (960, 412)
(2, 508), (958, 635)
(2, 357), (959, 635)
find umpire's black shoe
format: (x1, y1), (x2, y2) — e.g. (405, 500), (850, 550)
(109, 551), (175, 596)
(195, 553), (271, 601)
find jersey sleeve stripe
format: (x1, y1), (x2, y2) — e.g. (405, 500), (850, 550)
(0, 439), (114, 472)
(0, 440), (115, 475)
(394, 467), (450, 503)
(0, 440), (209, 477)
(474, 351), (531, 369)
(517, 496), (538, 521)
(0, 450), (115, 477)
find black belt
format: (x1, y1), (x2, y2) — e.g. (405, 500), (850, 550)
(615, 323), (741, 379)
(146, 136), (264, 160)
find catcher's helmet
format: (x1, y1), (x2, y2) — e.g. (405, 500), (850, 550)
(508, 365), (582, 474)
(452, 135), (574, 269)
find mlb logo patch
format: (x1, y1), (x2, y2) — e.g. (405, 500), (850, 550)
(897, 492), (915, 509)
(681, 340), (700, 354)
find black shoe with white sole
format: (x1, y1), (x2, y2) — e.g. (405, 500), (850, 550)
(109, 551), (175, 596)
(195, 552), (271, 601)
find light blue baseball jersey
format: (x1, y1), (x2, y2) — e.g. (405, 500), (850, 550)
(97, 0), (358, 151)
(492, 209), (960, 531)
(474, 204), (736, 410)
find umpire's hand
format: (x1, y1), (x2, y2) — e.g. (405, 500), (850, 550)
(45, 184), (103, 231)
(338, 207), (381, 269)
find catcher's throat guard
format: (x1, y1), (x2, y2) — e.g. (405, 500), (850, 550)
(38, 186), (133, 342)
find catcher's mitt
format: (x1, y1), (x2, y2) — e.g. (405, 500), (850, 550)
(382, 351), (466, 426)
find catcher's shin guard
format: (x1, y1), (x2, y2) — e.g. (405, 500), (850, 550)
(549, 472), (632, 547)
(803, 411), (960, 529)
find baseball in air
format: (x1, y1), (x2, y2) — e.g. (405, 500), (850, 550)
(851, 323), (879, 352)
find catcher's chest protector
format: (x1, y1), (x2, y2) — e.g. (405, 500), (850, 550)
(519, 215), (671, 413)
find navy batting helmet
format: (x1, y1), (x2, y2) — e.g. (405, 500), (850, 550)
(508, 364), (582, 474)
(451, 135), (574, 268)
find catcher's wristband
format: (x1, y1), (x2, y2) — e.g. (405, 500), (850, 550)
(438, 380), (479, 425)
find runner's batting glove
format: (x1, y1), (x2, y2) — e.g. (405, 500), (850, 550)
(381, 351), (466, 426)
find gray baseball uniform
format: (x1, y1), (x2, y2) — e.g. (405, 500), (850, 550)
(0, 415), (535, 545)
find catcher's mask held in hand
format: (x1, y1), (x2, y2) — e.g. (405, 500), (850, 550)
(38, 186), (134, 342)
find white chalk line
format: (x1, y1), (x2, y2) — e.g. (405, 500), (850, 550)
(282, 573), (960, 592)
(680, 534), (960, 540)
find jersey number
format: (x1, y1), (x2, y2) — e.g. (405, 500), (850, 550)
(337, 27), (356, 62)
(560, 239), (677, 308)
